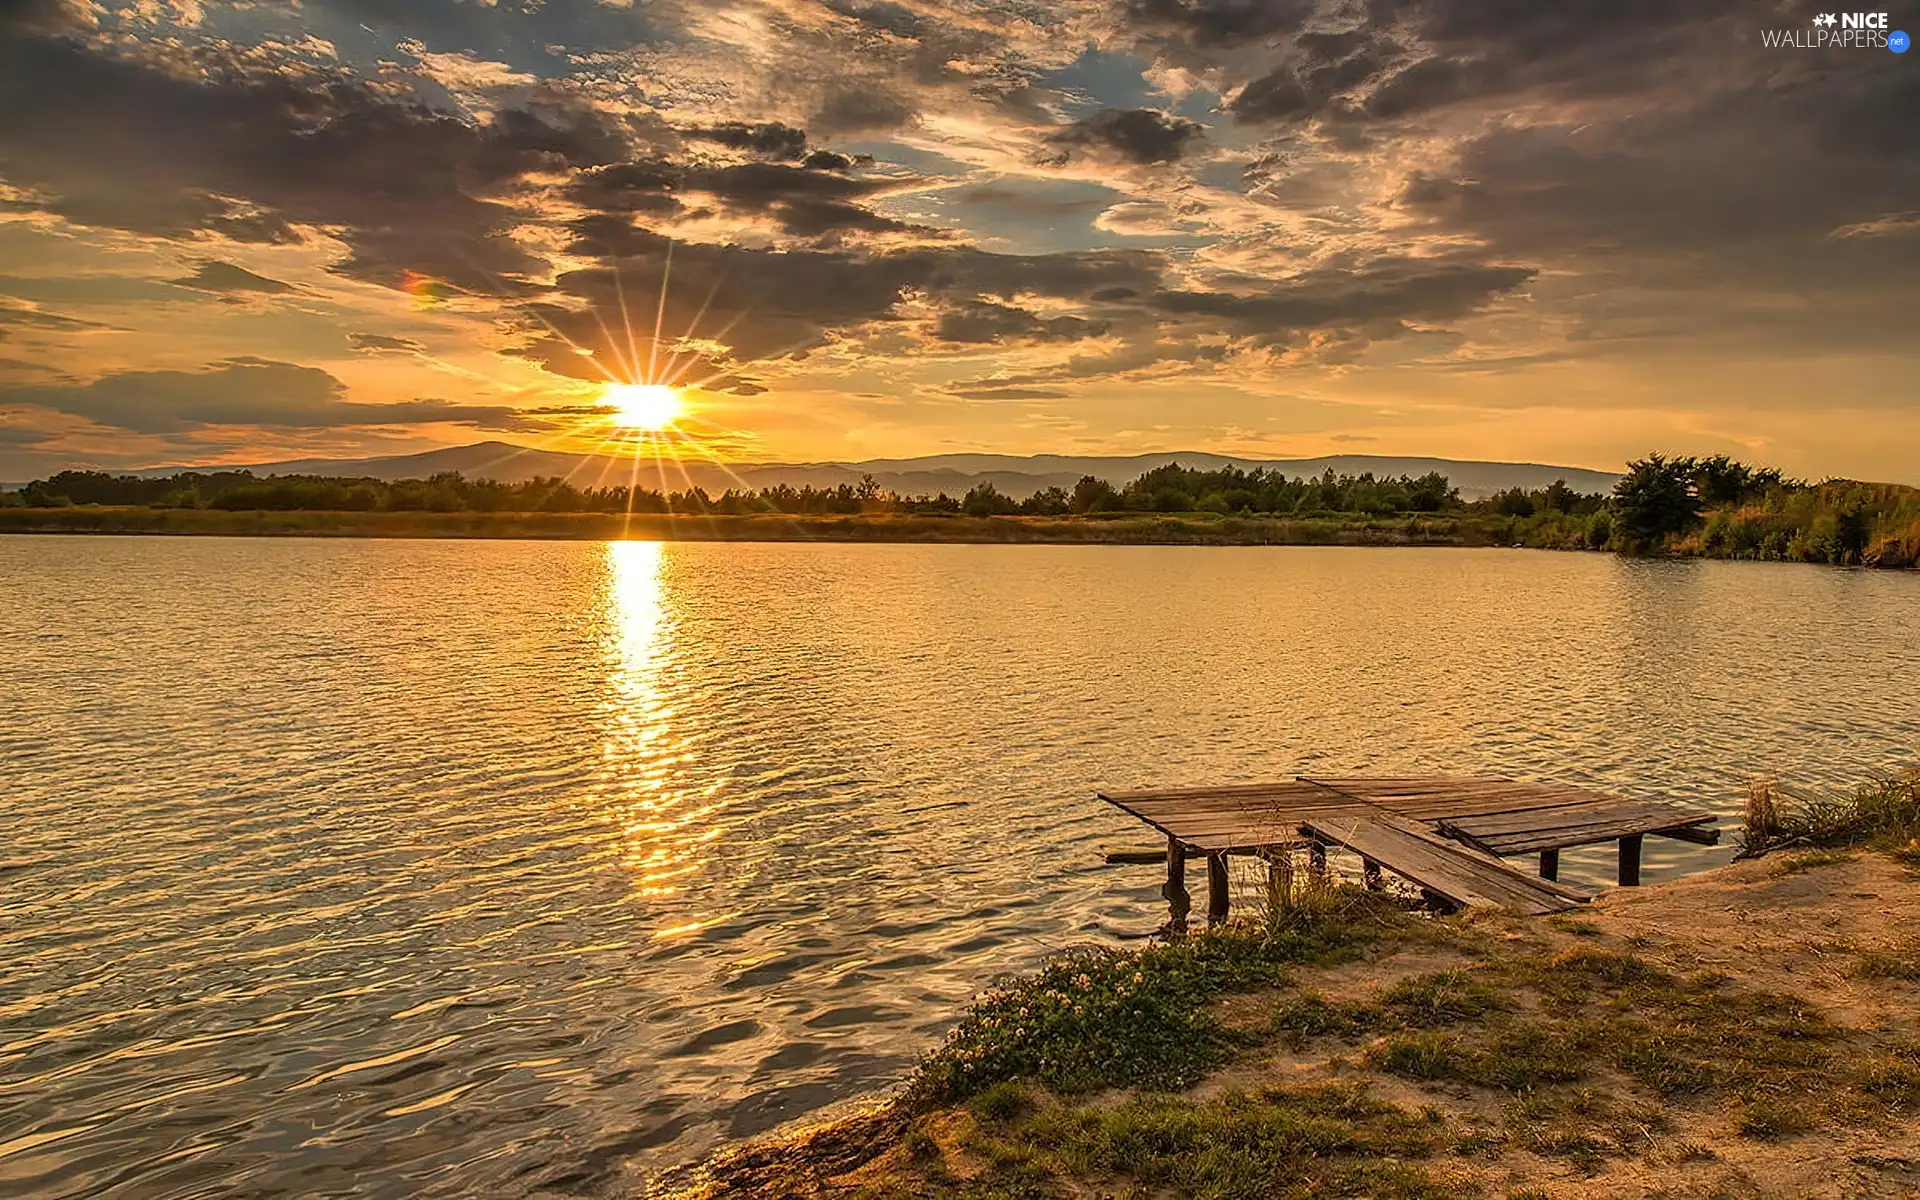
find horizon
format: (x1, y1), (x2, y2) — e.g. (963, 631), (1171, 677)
(2, 4), (1917, 484)
(28, 438), (1633, 477)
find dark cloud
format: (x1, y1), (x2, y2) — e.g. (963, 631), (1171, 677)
(0, 356), (65, 376)
(2, 358), (542, 434)
(802, 150), (857, 171)
(570, 159), (924, 238)
(952, 183), (1109, 219)
(0, 37), (632, 292)
(945, 385), (1070, 400)
(822, 0), (935, 40)
(1227, 70), (1313, 123)
(1185, 0), (1756, 129)
(1123, 0), (1317, 48)
(811, 86), (918, 135)
(0, 423), (58, 445)
(691, 122), (810, 161)
(0, 0), (93, 37)
(0, 301), (111, 331)
(347, 332), (427, 353)
(934, 300), (1111, 345)
(1150, 260), (1536, 336)
(568, 162), (686, 217)
(170, 262), (297, 295)
(1042, 108), (1205, 165)
(514, 232), (1163, 382)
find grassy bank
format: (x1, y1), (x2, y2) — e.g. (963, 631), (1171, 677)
(0, 505), (1494, 546)
(674, 774), (1920, 1199)
(1489, 470), (1920, 570)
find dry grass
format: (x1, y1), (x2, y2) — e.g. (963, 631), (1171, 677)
(1737, 771), (1920, 860)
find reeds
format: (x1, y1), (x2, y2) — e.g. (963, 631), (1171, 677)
(1737, 769), (1920, 859)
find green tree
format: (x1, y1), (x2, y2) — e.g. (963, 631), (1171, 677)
(1540, 479), (1577, 512)
(1022, 486), (1071, 516)
(1611, 454), (1702, 550)
(1068, 475), (1121, 514)
(962, 481), (1018, 516)
(1490, 487), (1536, 517)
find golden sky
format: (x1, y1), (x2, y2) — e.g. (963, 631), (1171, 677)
(1, 0), (1916, 482)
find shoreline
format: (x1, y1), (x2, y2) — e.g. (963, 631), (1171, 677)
(0, 507), (1492, 546)
(666, 845), (1920, 1199)
(4, 508), (1917, 570)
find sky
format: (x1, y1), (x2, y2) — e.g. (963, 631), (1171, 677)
(0, 0), (1916, 482)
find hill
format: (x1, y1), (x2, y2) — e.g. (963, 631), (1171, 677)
(110, 442), (1623, 500)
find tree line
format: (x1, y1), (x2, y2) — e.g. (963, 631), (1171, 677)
(6, 453), (1914, 568)
(2, 464), (1511, 519)
(1594, 453), (1917, 567)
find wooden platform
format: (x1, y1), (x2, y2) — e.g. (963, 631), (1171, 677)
(1097, 775), (1718, 921)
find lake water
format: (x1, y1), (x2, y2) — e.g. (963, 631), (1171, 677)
(3, 537), (1916, 1197)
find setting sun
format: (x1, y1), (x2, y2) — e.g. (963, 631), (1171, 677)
(602, 383), (684, 431)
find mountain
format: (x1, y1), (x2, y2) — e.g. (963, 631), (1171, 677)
(109, 442), (1623, 500)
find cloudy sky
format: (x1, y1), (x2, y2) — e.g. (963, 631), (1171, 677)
(1, 0), (1915, 482)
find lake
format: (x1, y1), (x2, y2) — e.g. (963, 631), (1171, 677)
(2, 537), (1916, 1197)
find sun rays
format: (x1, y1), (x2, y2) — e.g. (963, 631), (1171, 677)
(601, 382), (684, 431)
(396, 237), (811, 536)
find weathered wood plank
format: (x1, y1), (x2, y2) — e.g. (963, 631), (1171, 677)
(1442, 803), (1715, 838)
(1300, 813), (1581, 915)
(1654, 825), (1722, 846)
(1375, 814), (1601, 904)
(1101, 781), (1364, 803)
(1440, 801), (1713, 837)
(1460, 817), (1717, 856)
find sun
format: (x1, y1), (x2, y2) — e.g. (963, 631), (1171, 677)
(602, 383), (684, 431)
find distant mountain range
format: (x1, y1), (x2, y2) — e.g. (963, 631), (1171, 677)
(102, 441), (1624, 500)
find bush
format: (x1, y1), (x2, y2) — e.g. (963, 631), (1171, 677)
(1584, 509), (1614, 549)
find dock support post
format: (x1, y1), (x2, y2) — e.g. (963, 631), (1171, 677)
(1361, 857), (1383, 891)
(1617, 835), (1643, 887)
(1206, 852), (1230, 926)
(1163, 835), (1191, 931)
(1539, 849), (1560, 882)
(1266, 850), (1293, 908)
(1307, 840), (1328, 876)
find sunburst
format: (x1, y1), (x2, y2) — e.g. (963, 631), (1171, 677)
(601, 382), (684, 431)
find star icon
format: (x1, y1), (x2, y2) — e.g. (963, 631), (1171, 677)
(1813, 12), (1837, 26)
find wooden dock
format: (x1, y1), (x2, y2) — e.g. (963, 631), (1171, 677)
(1098, 775), (1718, 923)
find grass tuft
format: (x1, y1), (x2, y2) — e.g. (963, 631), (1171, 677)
(1771, 849), (1857, 876)
(1852, 943), (1920, 982)
(908, 888), (1418, 1104)
(1269, 992), (1380, 1046)
(1380, 969), (1510, 1026)
(1015, 1083), (1451, 1200)
(970, 1081), (1037, 1125)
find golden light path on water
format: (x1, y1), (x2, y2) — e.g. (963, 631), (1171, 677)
(600, 542), (730, 933)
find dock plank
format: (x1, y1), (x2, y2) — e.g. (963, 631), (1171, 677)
(1098, 775), (1718, 915)
(1300, 813), (1581, 915)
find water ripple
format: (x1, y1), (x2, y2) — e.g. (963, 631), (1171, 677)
(1, 538), (1916, 1197)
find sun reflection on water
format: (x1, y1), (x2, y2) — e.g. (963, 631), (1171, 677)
(600, 541), (720, 903)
